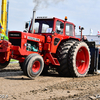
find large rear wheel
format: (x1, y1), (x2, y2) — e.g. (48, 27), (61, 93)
(56, 40), (77, 76)
(68, 42), (90, 77)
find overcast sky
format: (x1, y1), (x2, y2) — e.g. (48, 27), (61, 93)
(0, 0), (100, 35)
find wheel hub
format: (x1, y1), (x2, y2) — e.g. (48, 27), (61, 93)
(32, 61), (40, 73)
(76, 47), (89, 74)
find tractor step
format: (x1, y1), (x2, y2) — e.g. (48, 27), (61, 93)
(44, 53), (60, 66)
(53, 58), (60, 66)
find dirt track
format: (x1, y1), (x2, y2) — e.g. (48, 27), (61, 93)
(1, 63), (100, 100)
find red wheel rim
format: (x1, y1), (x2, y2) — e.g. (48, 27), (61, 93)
(76, 47), (89, 74)
(32, 61), (40, 73)
(0, 60), (6, 63)
(0, 53), (6, 63)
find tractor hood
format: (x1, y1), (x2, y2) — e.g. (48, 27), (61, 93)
(9, 31), (45, 43)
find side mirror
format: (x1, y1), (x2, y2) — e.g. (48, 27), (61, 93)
(79, 26), (84, 30)
(25, 22), (29, 29)
(23, 30), (27, 32)
(81, 27), (84, 30)
(60, 23), (64, 29)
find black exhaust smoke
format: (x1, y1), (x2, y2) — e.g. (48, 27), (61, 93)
(33, 0), (65, 10)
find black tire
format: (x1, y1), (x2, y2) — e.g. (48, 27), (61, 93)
(68, 42), (90, 77)
(56, 40), (77, 76)
(23, 54), (37, 75)
(0, 60), (10, 69)
(23, 54), (44, 79)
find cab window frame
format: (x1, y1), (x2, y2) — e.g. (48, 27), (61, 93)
(65, 23), (75, 37)
(55, 20), (64, 35)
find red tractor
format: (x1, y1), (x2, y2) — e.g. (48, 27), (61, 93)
(0, 11), (98, 79)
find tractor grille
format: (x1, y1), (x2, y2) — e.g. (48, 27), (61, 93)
(9, 32), (21, 47)
(9, 38), (21, 47)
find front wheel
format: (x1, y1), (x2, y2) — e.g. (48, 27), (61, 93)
(0, 56), (10, 69)
(68, 42), (90, 77)
(23, 54), (44, 79)
(0, 52), (10, 69)
(0, 60), (10, 69)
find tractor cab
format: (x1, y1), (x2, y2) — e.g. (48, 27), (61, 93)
(25, 16), (75, 38)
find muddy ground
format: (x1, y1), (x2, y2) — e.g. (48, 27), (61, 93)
(1, 63), (100, 100)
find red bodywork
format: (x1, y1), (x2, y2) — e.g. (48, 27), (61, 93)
(0, 17), (80, 66)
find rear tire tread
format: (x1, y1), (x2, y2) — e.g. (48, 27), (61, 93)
(68, 42), (90, 77)
(56, 40), (77, 76)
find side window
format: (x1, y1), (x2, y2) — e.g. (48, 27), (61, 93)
(56, 21), (64, 34)
(66, 23), (74, 36)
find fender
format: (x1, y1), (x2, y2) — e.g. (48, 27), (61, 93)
(50, 34), (80, 53)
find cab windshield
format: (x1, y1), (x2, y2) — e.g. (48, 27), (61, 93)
(29, 19), (54, 33)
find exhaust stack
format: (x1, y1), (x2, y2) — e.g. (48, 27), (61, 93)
(32, 10), (36, 33)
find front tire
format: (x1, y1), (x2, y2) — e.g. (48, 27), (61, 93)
(68, 42), (90, 77)
(23, 54), (44, 79)
(0, 56), (10, 69)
